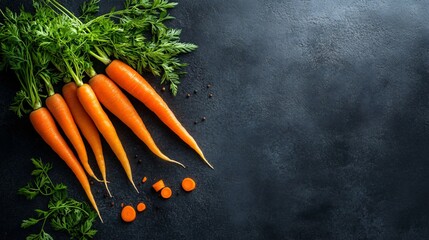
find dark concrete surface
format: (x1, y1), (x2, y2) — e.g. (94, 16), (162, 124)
(1, 0), (429, 239)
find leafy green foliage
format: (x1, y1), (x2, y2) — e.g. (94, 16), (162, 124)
(19, 158), (97, 240)
(80, 0), (100, 22)
(35, 0), (197, 95)
(1, 0), (198, 117)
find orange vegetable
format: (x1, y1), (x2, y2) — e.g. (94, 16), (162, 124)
(105, 60), (213, 169)
(160, 187), (172, 199)
(136, 202), (146, 212)
(89, 74), (184, 168)
(181, 177), (196, 192)
(77, 83), (138, 193)
(152, 179), (166, 192)
(45, 93), (94, 178)
(62, 82), (111, 196)
(121, 205), (136, 223)
(142, 176), (147, 183)
(29, 107), (102, 221)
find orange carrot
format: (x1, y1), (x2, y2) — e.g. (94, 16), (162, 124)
(89, 74), (184, 168)
(29, 107), (102, 221)
(62, 82), (111, 196)
(121, 205), (136, 222)
(142, 176), (147, 183)
(45, 93), (95, 178)
(105, 60), (213, 169)
(181, 177), (196, 192)
(136, 202), (146, 212)
(76, 83), (138, 193)
(160, 187), (172, 199)
(152, 179), (166, 192)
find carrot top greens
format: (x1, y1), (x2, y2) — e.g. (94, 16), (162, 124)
(19, 158), (97, 240)
(32, 0), (197, 95)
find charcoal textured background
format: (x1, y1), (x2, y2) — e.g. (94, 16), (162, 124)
(1, 0), (429, 239)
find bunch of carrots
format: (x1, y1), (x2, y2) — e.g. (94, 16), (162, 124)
(0, 0), (212, 221)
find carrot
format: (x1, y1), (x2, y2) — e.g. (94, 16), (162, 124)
(160, 187), (172, 199)
(105, 60), (213, 169)
(136, 202), (146, 212)
(62, 82), (111, 197)
(121, 205), (136, 223)
(76, 83), (138, 193)
(29, 107), (102, 222)
(45, 93), (96, 178)
(181, 177), (196, 192)
(152, 179), (166, 192)
(89, 74), (184, 168)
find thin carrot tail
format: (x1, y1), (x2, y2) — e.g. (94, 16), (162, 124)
(195, 148), (214, 169)
(130, 179), (139, 193)
(84, 165), (103, 182)
(155, 151), (185, 168)
(162, 158), (186, 168)
(201, 156), (214, 169)
(96, 209), (103, 223)
(104, 180), (112, 198)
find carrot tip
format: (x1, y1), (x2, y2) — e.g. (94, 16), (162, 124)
(92, 175), (104, 183)
(202, 156), (214, 169)
(131, 181), (139, 193)
(165, 158), (186, 168)
(96, 209), (104, 223)
(104, 180), (113, 198)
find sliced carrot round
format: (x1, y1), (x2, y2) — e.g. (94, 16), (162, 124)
(136, 202), (146, 212)
(160, 187), (172, 199)
(121, 205), (136, 222)
(181, 177), (196, 192)
(152, 179), (166, 192)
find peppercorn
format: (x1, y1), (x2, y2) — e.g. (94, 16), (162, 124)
(208, 93), (213, 98)
(202, 117), (206, 121)
(186, 93), (191, 98)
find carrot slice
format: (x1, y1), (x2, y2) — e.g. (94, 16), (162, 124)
(152, 180), (165, 192)
(160, 187), (172, 199)
(121, 205), (136, 222)
(181, 177), (196, 192)
(142, 176), (147, 183)
(136, 202), (146, 212)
